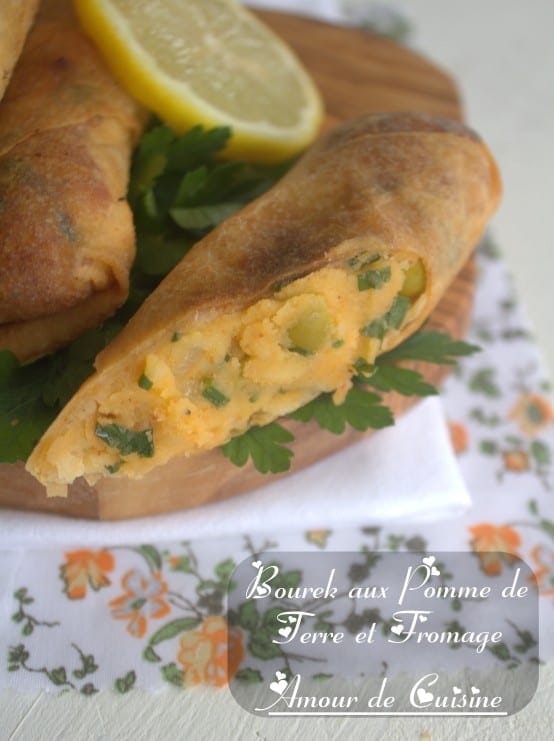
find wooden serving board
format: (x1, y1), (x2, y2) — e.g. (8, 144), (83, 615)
(0, 11), (474, 520)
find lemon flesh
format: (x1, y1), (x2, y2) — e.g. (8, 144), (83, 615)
(74, 0), (324, 161)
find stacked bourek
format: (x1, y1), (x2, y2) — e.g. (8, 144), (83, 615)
(0, 1), (501, 514)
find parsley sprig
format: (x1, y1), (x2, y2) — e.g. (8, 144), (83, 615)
(130, 122), (291, 287)
(221, 424), (295, 474)
(289, 387), (394, 434)
(0, 124), (479, 474)
(221, 330), (479, 474)
(377, 331), (480, 365)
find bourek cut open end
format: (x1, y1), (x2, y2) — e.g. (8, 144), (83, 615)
(26, 111), (501, 497)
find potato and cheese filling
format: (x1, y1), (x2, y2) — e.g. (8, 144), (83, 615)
(40, 253), (426, 486)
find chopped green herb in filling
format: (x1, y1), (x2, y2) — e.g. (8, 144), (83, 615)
(385, 295), (411, 329)
(357, 266), (391, 291)
(171, 331), (182, 343)
(361, 293), (412, 339)
(95, 423), (154, 458)
(353, 358), (375, 375)
(138, 373), (153, 390)
(202, 380), (230, 407)
(105, 461), (123, 474)
(349, 253), (380, 269)
(289, 346), (314, 356)
(361, 318), (387, 339)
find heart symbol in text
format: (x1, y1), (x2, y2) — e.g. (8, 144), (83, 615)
(278, 626), (292, 638)
(270, 679), (288, 694)
(390, 624), (404, 636)
(471, 686), (480, 695)
(422, 556), (436, 567)
(417, 688), (434, 704)
(453, 686), (462, 695)
(251, 560), (261, 569)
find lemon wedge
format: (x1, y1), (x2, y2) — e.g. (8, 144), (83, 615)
(73, 0), (324, 162)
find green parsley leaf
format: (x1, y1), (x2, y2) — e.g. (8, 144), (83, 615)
(41, 325), (122, 409)
(0, 349), (19, 383)
(130, 123), (292, 289)
(95, 423), (154, 458)
(378, 330), (481, 365)
(363, 365), (438, 397)
(128, 125), (174, 200)
(170, 202), (243, 231)
(165, 125), (232, 172)
(0, 352), (57, 462)
(133, 233), (194, 278)
(172, 166), (209, 205)
(289, 387), (394, 434)
(221, 423), (295, 473)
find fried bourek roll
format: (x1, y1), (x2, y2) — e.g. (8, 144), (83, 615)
(27, 112), (501, 495)
(0, 0), (147, 361)
(0, 0), (39, 101)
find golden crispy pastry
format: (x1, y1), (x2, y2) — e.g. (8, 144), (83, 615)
(0, 0), (39, 101)
(0, 0), (147, 361)
(27, 112), (501, 495)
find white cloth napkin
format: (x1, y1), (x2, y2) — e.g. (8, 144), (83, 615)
(0, 397), (471, 548)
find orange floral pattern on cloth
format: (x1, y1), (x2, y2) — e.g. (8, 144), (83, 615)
(60, 549), (115, 600)
(177, 616), (245, 687)
(509, 393), (553, 436)
(529, 544), (554, 596)
(468, 523), (522, 576)
(503, 450), (529, 473)
(448, 421), (469, 455)
(109, 569), (170, 638)
(305, 529), (331, 548)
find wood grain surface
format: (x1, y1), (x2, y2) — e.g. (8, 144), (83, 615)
(0, 11), (472, 520)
